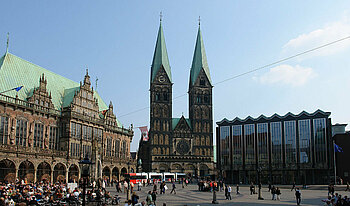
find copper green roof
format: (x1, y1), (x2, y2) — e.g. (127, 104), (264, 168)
(151, 22), (171, 83)
(190, 26), (211, 85)
(172, 117), (192, 130)
(0, 52), (108, 112)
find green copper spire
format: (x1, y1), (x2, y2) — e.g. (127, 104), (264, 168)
(151, 22), (171, 83)
(190, 25), (211, 86)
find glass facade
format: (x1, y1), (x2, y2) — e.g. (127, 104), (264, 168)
(244, 124), (255, 165)
(284, 121), (296, 164)
(257, 123), (268, 164)
(232, 125), (242, 165)
(270, 122), (282, 164)
(220, 126), (230, 166)
(298, 120), (311, 164)
(314, 118), (327, 164)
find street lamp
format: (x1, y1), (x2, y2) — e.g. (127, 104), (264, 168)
(257, 166), (264, 200)
(79, 155), (94, 206)
(126, 161), (131, 201)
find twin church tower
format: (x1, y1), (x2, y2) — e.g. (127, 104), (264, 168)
(138, 19), (214, 177)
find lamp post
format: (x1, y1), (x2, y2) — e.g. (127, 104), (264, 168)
(257, 166), (264, 200)
(126, 161), (131, 201)
(79, 155), (94, 206)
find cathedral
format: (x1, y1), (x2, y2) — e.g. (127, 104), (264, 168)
(138, 21), (214, 177)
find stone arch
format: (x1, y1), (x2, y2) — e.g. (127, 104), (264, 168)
(166, 148), (169, 155)
(0, 159), (16, 183)
(53, 163), (66, 183)
(185, 164), (196, 177)
(159, 164), (169, 172)
(199, 164), (209, 177)
(112, 167), (119, 181)
(171, 164), (182, 173)
(158, 148), (161, 155)
(121, 167), (127, 177)
(19, 160), (35, 183)
(164, 135), (169, 145)
(102, 166), (111, 181)
(68, 164), (79, 183)
(152, 147), (157, 155)
(37, 162), (51, 182)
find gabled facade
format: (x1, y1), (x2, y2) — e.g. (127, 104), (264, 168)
(138, 22), (214, 177)
(0, 51), (135, 183)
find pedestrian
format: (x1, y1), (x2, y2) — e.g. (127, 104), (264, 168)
(331, 185), (335, 196)
(268, 183), (272, 192)
(328, 184), (332, 196)
(138, 181), (142, 191)
(346, 182), (350, 191)
(225, 185), (228, 199)
(227, 185), (232, 200)
(250, 182), (254, 195)
(276, 187), (281, 200)
(146, 191), (152, 206)
(291, 181), (296, 191)
(170, 182), (176, 194)
(236, 184), (240, 195)
(271, 186), (276, 200)
(151, 191), (157, 206)
(131, 192), (139, 205)
(125, 200), (132, 206)
(295, 188), (301, 205)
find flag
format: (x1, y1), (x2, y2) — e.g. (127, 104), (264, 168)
(334, 143), (343, 153)
(139, 126), (149, 141)
(101, 109), (108, 116)
(14, 86), (23, 92)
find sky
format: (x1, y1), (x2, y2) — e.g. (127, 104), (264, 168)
(1, 1), (350, 152)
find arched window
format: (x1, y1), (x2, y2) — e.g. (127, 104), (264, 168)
(34, 122), (44, 148)
(16, 119), (27, 147)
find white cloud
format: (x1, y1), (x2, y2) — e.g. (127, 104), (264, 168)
(255, 64), (317, 87)
(283, 19), (350, 58)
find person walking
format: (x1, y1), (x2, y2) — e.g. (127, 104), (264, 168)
(346, 182), (350, 191)
(271, 186), (276, 200)
(227, 185), (232, 200)
(250, 182), (254, 195)
(268, 183), (272, 192)
(151, 191), (157, 206)
(295, 188), (301, 205)
(170, 182), (176, 194)
(225, 185), (228, 199)
(276, 187), (281, 200)
(236, 184), (240, 195)
(131, 192), (139, 205)
(146, 191), (153, 206)
(291, 181), (296, 191)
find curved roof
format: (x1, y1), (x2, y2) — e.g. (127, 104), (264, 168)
(216, 109), (331, 125)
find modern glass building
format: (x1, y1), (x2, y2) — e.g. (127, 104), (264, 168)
(216, 110), (333, 184)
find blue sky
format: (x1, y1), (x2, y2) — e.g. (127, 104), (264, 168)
(1, 1), (350, 151)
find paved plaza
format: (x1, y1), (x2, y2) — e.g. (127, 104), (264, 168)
(107, 184), (350, 206)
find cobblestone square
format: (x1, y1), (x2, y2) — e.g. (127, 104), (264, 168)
(108, 184), (350, 206)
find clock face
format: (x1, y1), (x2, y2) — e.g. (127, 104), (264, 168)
(176, 140), (190, 155)
(158, 75), (165, 83)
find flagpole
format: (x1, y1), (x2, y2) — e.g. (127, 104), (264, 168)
(333, 140), (337, 185)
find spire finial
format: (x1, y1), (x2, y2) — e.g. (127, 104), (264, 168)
(86, 67), (88, 75)
(160, 11), (163, 22)
(6, 32), (9, 52)
(198, 16), (201, 26)
(95, 76), (98, 91)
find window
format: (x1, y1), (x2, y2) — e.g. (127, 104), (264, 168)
(82, 125), (87, 140)
(232, 125), (242, 165)
(16, 119), (27, 147)
(298, 119), (311, 164)
(314, 118), (327, 164)
(76, 124), (81, 138)
(284, 121), (296, 164)
(257, 123), (268, 164)
(196, 96), (202, 103)
(163, 93), (168, 101)
(49, 126), (59, 150)
(34, 123), (44, 148)
(114, 140), (120, 157)
(200, 78), (205, 86)
(0, 116), (8, 145)
(71, 122), (76, 137)
(106, 138), (112, 157)
(270, 122), (282, 164)
(220, 126), (230, 166)
(204, 95), (209, 103)
(121, 141), (126, 158)
(244, 124), (255, 165)
(87, 127), (92, 140)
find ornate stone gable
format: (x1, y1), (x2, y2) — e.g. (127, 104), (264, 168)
(27, 73), (54, 109)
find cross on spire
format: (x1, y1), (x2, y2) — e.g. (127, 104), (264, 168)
(6, 32), (9, 52)
(160, 11), (163, 22)
(198, 16), (201, 26)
